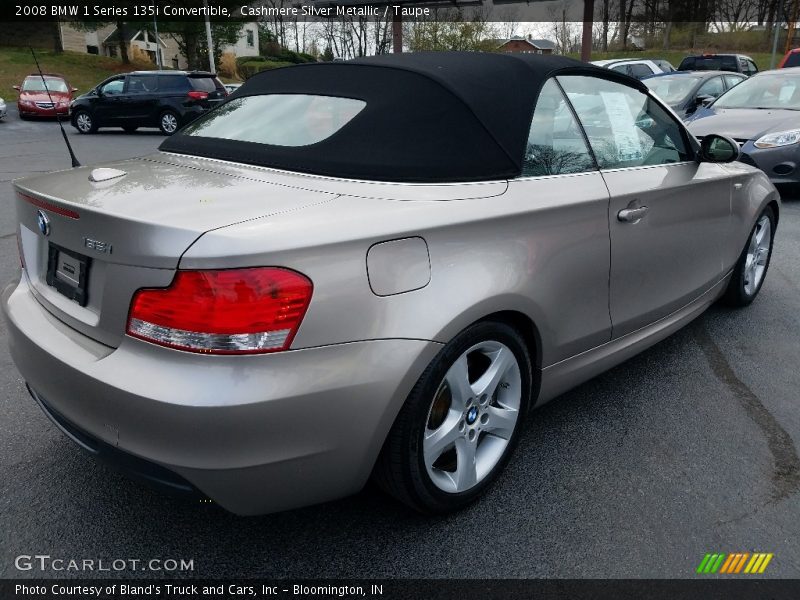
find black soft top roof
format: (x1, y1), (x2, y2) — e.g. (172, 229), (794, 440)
(160, 51), (645, 182)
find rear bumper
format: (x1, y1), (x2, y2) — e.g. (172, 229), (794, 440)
(3, 275), (441, 515)
(28, 385), (201, 498)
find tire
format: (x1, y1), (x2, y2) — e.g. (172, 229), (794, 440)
(158, 110), (180, 135)
(374, 320), (532, 513)
(123, 126), (138, 134)
(722, 205), (776, 307)
(73, 110), (96, 134)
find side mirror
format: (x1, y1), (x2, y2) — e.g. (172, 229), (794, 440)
(71, 87), (78, 93)
(695, 94), (714, 106)
(12, 85), (20, 91)
(699, 134), (740, 163)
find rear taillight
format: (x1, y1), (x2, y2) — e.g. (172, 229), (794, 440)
(126, 268), (313, 355)
(187, 91), (209, 101)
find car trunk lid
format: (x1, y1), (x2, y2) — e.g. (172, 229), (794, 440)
(14, 157), (337, 347)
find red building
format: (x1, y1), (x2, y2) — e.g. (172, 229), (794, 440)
(493, 37), (556, 55)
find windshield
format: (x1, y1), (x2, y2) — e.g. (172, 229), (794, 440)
(645, 76), (701, 104)
(22, 76), (68, 93)
(182, 94), (366, 147)
(714, 73), (800, 109)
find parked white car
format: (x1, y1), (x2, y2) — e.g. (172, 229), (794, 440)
(591, 58), (675, 80)
(0, 97), (7, 119)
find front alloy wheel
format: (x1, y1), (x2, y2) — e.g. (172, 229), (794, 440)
(722, 205), (776, 307)
(159, 111), (179, 135)
(423, 341), (521, 493)
(743, 214), (772, 296)
(74, 111), (94, 134)
(374, 321), (531, 513)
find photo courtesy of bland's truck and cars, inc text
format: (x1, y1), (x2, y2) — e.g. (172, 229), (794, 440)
(0, 0), (798, 598)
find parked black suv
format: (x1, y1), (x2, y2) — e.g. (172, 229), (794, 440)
(677, 54), (758, 76)
(70, 71), (227, 135)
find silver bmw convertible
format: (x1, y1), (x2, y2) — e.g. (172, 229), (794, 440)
(3, 52), (779, 515)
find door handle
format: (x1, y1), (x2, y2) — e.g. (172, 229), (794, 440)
(617, 206), (649, 223)
(734, 183), (743, 190)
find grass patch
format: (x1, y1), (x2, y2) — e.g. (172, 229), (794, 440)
(0, 47), (154, 97)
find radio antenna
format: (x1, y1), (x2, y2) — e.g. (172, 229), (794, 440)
(29, 47), (81, 168)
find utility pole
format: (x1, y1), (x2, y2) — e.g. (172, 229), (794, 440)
(392, 12), (402, 53)
(203, 0), (215, 73)
(771, 4), (782, 69)
(581, 0), (595, 61)
(152, 0), (162, 69)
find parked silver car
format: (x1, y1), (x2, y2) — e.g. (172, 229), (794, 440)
(3, 53), (779, 515)
(687, 68), (800, 186)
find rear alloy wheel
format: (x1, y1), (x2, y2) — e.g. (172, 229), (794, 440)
(722, 205), (776, 307)
(74, 110), (96, 134)
(374, 321), (531, 513)
(159, 110), (179, 135)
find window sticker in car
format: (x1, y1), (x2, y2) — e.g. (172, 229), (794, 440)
(600, 92), (643, 163)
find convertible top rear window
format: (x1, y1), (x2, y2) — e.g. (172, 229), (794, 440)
(182, 95), (366, 147)
(159, 52), (646, 182)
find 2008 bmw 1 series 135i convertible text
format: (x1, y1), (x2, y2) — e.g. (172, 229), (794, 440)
(2, 53), (780, 515)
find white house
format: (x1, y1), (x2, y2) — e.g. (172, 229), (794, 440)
(58, 22), (260, 70)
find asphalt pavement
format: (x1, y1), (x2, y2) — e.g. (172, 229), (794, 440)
(1, 106), (799, 579)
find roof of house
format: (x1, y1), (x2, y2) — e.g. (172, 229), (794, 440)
(160, 51), (643, 183)
(528, 38), (556, 50)
(491, 37), (556, 50)
(103, 26), (166, 47)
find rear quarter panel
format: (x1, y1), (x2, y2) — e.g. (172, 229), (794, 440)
(181, 171), (613, 368)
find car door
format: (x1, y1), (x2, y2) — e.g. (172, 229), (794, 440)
(506, 78), (612, 361)
(742, 58), (758, 76)
(558, 74), (732, 338)
(696, 75), (725, 102)
(723, 74), (746, 90)
(628, 63), (655, 80)
(123, 73), (160, 125)
(93, 76), (125, 124)
(611, 62), (654, 80)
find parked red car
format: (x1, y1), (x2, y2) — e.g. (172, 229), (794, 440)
(13, 73), (76, 119)
(778, 48), (800, 68)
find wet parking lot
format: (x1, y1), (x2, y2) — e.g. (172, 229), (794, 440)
(1, 106), (799, 578)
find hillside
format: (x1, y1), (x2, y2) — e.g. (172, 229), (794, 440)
(0, 47), (154, 97)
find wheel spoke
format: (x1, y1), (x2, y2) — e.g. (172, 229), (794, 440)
(755, 221), (767, 246)
(747, 232), (758, 256)
(423, 413), (461, 468)
(445, 354), (473, 411)
(453, 437), (478, 490)
(472, 346), (515, 399)
(483, 405), (518, 440)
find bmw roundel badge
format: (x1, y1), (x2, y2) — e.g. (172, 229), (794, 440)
(37, 210), (50, 237)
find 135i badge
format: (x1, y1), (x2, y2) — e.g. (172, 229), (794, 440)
(83, 237), (112, 254)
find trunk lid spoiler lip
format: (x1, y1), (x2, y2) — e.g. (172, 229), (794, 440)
(149, 152), (510, 202)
